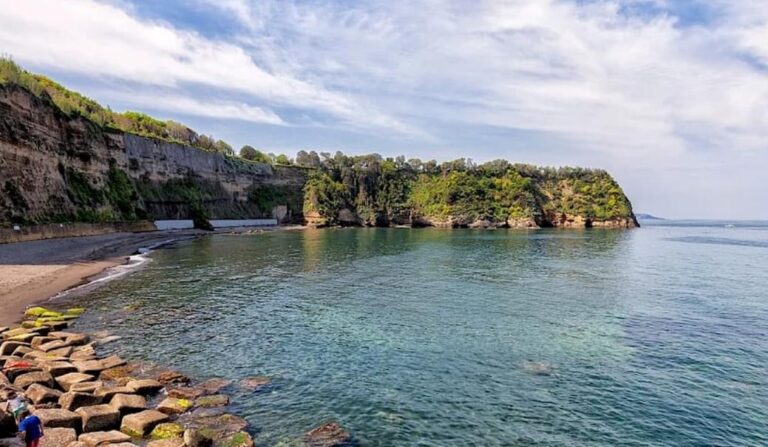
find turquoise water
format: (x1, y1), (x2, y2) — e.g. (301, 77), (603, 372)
(70, 223), (768, 446)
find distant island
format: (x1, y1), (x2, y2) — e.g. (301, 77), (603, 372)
(0, 58), (638, 235)
(635, 214), (665, 220)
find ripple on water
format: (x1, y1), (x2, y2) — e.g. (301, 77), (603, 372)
(67, 226), (768, 446)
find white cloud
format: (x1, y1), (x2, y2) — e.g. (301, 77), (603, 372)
(0, 0), (414, 135)
(100, 91), (285, 125)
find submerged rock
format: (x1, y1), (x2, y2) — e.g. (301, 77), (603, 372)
(521, 360), (554, 376)
(158, 371), (191, 386)
(305, 422), (351, 447)
(216, 431), (254, 447)
(239, 376), (270, 392)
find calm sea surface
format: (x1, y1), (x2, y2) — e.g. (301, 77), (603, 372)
(69, 221), (768, 446)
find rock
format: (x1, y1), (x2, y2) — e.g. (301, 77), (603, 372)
(103, 444), (139, 447)
(197, 378), (231, 395)
(305, 422), (351, 447)
(30, 336), (55, 348)
(195, 394), (229, 408)
(57, 373), (96, 391)
(54, 332), (89, 346)
(78, 430), (132, 446)
(73, 360), (107, 375)
(66, 442), (87, 447)
(70, 347), (97, 362)
(4, 365), (41, 382)
(48, 346), (74, 357)
(11, 346), (32, 357)
(13, 371), (54, 389)
(40, 361), (78, 377)
(92, 335), (121, 346)
(126, 379), (163, 395)
(109, 393), (147, 416)
(0, 341), (29, 356)
(147, 440), (185, 447)
(120, 410), (169, 438)
(77, 404), (120, 432)
(34, 408), (81, 430)
(2, 328), (38, 341)
(24, 307), (51, 318)
(25, 383), (62, 404)
(69, 381), (104, 393)
(167, 386), (204, 400)
(156, 397), (192, 415)
(240, 376), (272, 391)
(157, 371), (191, 386)
(0, 371), (9, 385)
(99, 367), (133, 382)
(99, 355), (126, 370)
(22, 350), (65, 362)
(36, 339), (71, 352)
(521, 361), (554, 376)
(185, 413), (248, 439)
(216, 431), (254, 447)
(150, 422), (184, 439)
(95, 386), (134, 400)
(183, 428), (213, 447)
(40, 427), (77, 447)
(59, 392), (103, 411)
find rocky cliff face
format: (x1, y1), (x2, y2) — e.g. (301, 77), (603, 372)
(0, 85), (307, 227)
(0, 84), (637, 231)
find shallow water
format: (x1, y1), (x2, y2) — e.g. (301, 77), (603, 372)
(69, 222), (768, 446)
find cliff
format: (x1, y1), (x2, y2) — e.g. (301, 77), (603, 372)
(302, 156), (638, 229)
(0, 84), (306, 227)
(0, 69), (637, 231)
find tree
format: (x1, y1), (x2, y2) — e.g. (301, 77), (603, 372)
(275, 154), (292, 165)
(214, 140), (234, 155)
(239, 145), (270, 163)
(295, 150), (322, 168)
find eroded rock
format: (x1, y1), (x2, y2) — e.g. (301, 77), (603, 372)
(120, 410), (169, 437)
(25, 383), (62, 405)
(40, 427), (77, 447)
(59, 392), (103, 411)
(109, 393), (147, 416)
(78, 430), (131, 446)
(34, 408), (81, 430)
(77, 404), (120, 432)
(56, 373), (95, 391)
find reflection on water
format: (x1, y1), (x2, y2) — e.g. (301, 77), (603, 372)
(68, 226), (768, 446)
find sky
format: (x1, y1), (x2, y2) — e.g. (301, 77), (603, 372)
(0, 0), (766, 219)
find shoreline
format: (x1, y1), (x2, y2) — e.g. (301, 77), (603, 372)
(0, 226), (301, 327)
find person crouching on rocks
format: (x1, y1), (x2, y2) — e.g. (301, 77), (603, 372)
(16, 410), (44, 447)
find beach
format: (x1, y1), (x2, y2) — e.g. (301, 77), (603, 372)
(0, 230), (206, 326)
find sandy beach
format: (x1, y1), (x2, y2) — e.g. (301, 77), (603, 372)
(0, 230), (205, 326)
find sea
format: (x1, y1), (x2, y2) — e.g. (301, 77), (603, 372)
(67, 219), (768, 446)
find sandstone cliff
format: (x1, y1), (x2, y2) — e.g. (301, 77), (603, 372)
(0, 84), (306, 227)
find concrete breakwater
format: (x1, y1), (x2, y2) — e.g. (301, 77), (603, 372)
(0, 307), (351, 447)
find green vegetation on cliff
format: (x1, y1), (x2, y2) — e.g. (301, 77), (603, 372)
(300, 152), (635, 227)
